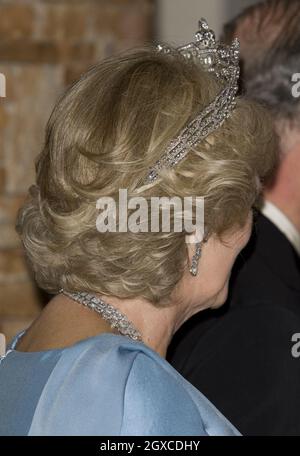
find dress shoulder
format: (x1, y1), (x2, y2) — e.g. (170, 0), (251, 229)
(23, 333), (238, 436)
(120, 349), (208, 435)
(27, 333), (147, 435)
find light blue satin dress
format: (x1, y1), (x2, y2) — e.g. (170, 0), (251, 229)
(0, 330), (240, 436)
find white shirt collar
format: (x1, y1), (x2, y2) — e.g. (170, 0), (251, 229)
(261, 200), (300, 256)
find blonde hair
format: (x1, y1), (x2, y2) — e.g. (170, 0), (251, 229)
(16, 46), (278, 305)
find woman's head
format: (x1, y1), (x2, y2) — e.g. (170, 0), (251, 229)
(16, 46), (278, 311)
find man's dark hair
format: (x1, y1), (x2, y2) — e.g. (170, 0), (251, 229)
(222, 0), (300, 124)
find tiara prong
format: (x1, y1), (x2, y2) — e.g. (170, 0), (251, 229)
(142, 19), (240, 186)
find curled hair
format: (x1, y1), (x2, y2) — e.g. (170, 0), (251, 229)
(16, 46), (278, 305)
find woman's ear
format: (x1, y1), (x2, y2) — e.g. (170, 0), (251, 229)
(185, 230), (205, 246)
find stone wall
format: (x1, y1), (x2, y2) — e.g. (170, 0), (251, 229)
(0, 0), (154, 342)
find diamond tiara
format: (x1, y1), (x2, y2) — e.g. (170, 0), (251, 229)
(143, 18), (240, 185)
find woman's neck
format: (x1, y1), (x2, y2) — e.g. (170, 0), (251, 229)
(86, 292), (183, 358)
(17, 292), (183, 358)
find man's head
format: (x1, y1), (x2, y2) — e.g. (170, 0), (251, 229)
(223, 0), (300, 134)
(223, 0), (300, 230)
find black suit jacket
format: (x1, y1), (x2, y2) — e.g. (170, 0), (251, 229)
(167, 214), (300, 436)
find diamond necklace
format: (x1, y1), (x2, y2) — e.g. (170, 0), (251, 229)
(60, 290), (143, 342)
